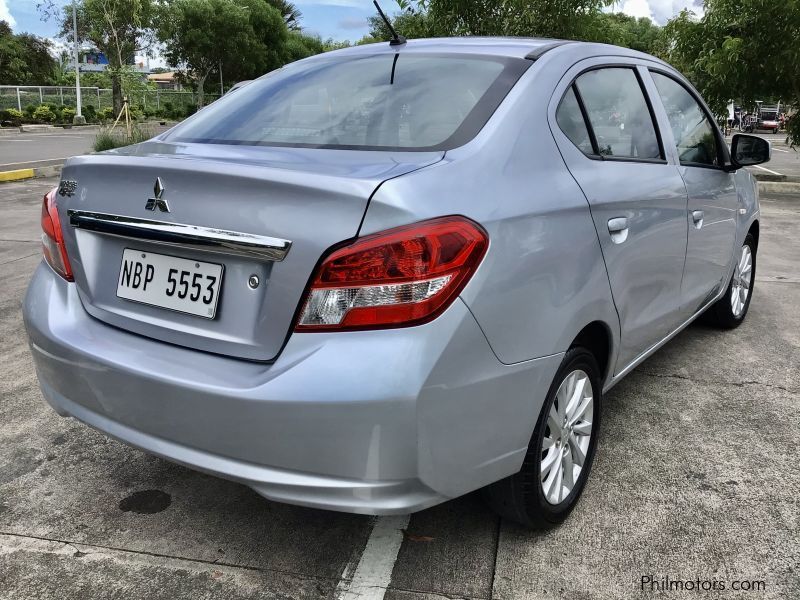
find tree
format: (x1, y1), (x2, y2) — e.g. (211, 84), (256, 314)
(0, 21), (58, 85)
(157, 0), (286, 107)
(387, 0), (615, 40)
(662, 1), (800, 144)
(594, 13), (664, 54)
(266, 0), (302, 31)
(0, 21), (28, 84)
(57, 0), (154, 116)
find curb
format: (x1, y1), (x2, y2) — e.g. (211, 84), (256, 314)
(0, 164), (62, 182)
(760, 181), (800, 194)
(752, 173), (800, 183)
(0, 168), (35, 182)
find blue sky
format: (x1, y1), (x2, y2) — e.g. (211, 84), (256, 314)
(1, 0), (377, 42)
(1, 0), (704, 46)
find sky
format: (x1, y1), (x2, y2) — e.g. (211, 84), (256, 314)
(1, 0), (706, 49)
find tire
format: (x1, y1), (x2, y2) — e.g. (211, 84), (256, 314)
(484, 347), (602, 528)
(704, 233), (756, 329)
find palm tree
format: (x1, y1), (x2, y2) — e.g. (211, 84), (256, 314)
(267, 0), (302, 30)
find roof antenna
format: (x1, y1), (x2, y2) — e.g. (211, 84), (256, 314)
(373, 0), (406, 46)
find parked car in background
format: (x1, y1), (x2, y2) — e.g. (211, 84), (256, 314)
(24, 38), (770, 528)
(757, 106), (781, 133)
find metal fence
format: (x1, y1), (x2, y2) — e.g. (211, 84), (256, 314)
(0, 85), (220, 113)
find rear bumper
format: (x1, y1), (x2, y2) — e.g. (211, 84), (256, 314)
(23, 262), (562, 514)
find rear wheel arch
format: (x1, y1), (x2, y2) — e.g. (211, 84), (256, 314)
(748, 219), (760, 251)
(570, 321), (612, 384)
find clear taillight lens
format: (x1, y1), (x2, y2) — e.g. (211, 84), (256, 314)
(296, 216), (488, 331)
(41, 188), (73, 281)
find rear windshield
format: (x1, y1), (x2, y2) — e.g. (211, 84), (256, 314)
(165, 53), (529, 151)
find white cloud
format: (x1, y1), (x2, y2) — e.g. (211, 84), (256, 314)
(0, 0), (17, 27)
(619, 0), (653, 20)
(614, 0), (704, 24)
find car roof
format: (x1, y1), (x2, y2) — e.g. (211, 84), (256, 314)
(318, 36), (667, 65)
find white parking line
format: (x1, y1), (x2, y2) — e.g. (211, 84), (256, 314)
(0, 157), (68, 167)
(33, 134), (96, 138)
(335, 514), (410, 600)
(753, 164), (782, 175)
(772, 148), (789, 153)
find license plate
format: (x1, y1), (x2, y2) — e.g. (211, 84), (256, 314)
(117, 249), (223, 319)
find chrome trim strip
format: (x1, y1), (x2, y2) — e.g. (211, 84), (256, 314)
(67, 210), (292, 262)
(603, 286), (727, 393)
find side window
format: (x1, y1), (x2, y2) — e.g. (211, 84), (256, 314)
(650, 72), (719, 167)
(574, 68), (661, 160)
(556, 87), (593, 155)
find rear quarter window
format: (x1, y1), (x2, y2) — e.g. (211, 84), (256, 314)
(166, 54), (530, 151)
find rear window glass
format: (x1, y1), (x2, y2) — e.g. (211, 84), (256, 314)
(165, 54), (529, 151)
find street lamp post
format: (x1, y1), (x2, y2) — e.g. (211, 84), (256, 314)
(72, 1), (86, 125)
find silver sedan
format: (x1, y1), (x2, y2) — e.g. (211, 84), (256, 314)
(24, 37), (769, 528)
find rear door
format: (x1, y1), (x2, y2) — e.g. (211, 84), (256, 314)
(647, 70), (739, 317)
(550, 61), (689, 374)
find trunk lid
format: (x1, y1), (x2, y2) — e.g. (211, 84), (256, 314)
(59, 141), (442, 361)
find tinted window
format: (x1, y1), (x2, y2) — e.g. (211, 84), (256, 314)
(651, 72), (719, 166)
(574, 68), (661, 159)
(166, 54), (528, 151)
(556, 87), (593, 154)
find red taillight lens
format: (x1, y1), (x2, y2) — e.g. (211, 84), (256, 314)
(41, 188), (73, 281)
(296, 216), (488, 331)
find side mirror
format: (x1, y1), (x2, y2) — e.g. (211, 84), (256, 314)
(730, 134), (771, 167)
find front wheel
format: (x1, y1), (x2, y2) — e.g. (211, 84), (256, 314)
(704, 233), (756, 328)
(484, 347), (602, 528)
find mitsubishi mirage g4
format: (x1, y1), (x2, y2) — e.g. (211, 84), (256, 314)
(24, 38), (770, 528)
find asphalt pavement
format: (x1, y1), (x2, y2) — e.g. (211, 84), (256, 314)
(0, 177), (797, 599)
(0, 125), (171, 171)
(0, 129), (98, 170)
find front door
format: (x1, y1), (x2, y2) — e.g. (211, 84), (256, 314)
(552, 64), (689, 373)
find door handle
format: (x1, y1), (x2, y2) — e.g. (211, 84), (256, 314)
(692, 210), (704, 229)
(607, 217), (629, 244)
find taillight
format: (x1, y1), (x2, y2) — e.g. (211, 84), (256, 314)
(41, 188), (73, 281)
(296, 216), (488, 331)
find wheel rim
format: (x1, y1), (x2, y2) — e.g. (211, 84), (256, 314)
(540, 369), (594, 505)
(730, 244), (752, 318)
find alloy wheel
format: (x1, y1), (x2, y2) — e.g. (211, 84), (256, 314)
(731, 244), (753, 317)
(540, 369), (594, 505)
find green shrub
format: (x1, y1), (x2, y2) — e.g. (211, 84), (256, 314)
(33, 105), (56, 122)
(93, 124), (152, 152)
(0, 108), (24, 126)
(129, 105), (144, 120)
(61, 107), (76, 122)
(24, 104), (37, 117)
(99, 106), (115, 121)
(83, 105), (97, 122)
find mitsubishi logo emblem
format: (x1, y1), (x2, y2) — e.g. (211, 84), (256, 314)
(145, 177), (170, 212)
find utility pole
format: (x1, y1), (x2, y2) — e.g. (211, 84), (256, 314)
(72, 0), (86, 124)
